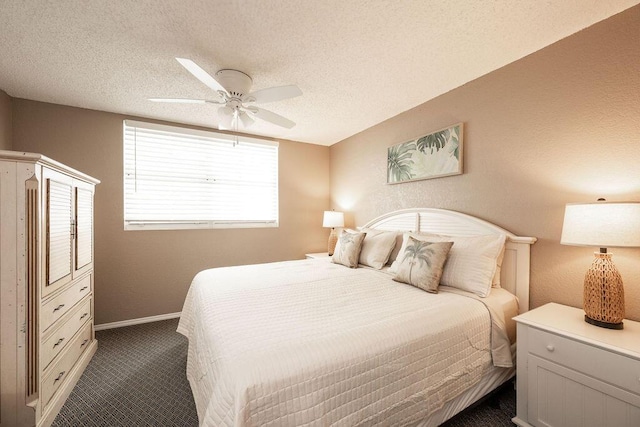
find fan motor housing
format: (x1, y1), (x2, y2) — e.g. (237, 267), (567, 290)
(215, 69), (252, 98)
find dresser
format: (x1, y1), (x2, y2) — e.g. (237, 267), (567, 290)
(513, 303), (640, 427)
(0, 151), (99, 427)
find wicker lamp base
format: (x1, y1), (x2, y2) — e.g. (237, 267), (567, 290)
(583, 252), (625, 330)
(327, 228), (338, 256)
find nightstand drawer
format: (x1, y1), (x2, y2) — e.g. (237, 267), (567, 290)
(529, 327), (640, 395)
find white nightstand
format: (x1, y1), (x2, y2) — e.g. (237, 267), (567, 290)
(305, 252), (331, 259)
(513, 303), (640, 427)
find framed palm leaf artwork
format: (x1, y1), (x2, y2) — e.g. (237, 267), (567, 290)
(387, 123), (463, 184)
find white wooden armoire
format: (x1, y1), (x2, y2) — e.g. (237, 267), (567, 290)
(0, 150), (99, 427)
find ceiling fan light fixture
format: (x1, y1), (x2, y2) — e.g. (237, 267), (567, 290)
(219, 105), (234, 116)
(239, 111), (255, 128)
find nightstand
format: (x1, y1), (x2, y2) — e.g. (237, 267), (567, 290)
(513, 303), (640, 427)
(305, 252), (331, 259)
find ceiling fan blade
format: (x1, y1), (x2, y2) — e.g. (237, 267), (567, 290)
(249, 107), (296, 129)
(245, 85), (302, 104)
(218, 106), (233, 130)
(238, 111), (255, 128)
(175, 58), (227, 98)
(148, 98), (223, 104)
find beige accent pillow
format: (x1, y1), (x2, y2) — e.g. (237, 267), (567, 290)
(387, 231), (405, 265)
(331, 230), (366, 268)
(358, 228), (397, 269)
(390, 232), (506, 297)
(393, 237), (453, 293)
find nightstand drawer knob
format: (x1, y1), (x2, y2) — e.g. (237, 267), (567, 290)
(546, 344), (555, 352)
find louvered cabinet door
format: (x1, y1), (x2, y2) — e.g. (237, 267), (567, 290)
(43, 168), (74, 298)
(74, 182), (94, 278)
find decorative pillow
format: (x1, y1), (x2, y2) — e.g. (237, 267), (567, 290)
(392, 237), (453, 293)
(358, 228), (398, 269)
(331, 230), (366, 268)
(390, 232), (507, 297)
(389, 233), (426, 273)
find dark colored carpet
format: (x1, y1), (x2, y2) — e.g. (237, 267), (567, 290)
(52, 319), (197, 427)
(52, 318), (515, 426)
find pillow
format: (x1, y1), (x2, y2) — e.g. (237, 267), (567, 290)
(392, 237), (453, 293)
(386, 231), (405, 265)
(417, 232), (507, 288)
(358, 228), (398, 269)
(331, 230), (366, 268)
(389, 233), (430, 273)
(492, 243), (506, 288)
(390, 232), (507, 297)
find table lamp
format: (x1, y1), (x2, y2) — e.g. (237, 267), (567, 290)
(560, 200), (640, 329)
(323, 211), (344, 256)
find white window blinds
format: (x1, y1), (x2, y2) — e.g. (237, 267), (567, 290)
(123, 120), (279, 230)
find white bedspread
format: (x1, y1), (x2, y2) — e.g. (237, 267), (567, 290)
(177, 259), (513, 427)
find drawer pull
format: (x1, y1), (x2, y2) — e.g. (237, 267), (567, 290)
(53, 304), (65, 312)
(53, 337), (65, 347)
(54, 371), (65, 383)
(80, 312), (89, 320)
(546, 344), (555, 352)
(80, 286), (88, 292)
(80, 338), (89, 347)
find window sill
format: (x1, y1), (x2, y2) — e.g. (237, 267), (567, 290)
(124, 221), (278, 231)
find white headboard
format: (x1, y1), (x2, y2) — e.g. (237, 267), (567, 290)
(362, 208), (537, 313)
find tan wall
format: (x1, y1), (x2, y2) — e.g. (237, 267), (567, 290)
(0, 90), (11, 150)
(12, 100), (330, 324)
(330, 7), (640, 320)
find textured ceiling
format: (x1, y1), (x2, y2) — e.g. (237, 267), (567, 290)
(1, 1), (638, 146)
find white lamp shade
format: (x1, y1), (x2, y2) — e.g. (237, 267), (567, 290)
(561, 202), (640, 248)
(322, 211), (344, 228)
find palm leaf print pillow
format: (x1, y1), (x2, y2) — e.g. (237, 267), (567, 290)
(393, 237), (453, 293)
(331, 230), (366, 268)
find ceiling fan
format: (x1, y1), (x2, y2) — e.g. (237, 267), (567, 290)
(150, 58), (302, 130)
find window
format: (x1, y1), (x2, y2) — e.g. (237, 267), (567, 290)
(123, 120), (278, 230)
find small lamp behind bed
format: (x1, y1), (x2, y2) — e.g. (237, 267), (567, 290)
(323, 210), (344, 256)
(560, 199), (640, 329)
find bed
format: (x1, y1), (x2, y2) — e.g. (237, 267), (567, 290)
(178, 208), (536, 426)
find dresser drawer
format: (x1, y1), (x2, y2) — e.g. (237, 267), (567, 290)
(529, 327), (640, 395)
(42, 322), (93, 408)
(41, 296), (92, 370)
(42, 274), (91, 331)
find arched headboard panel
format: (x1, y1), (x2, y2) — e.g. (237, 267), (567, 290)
(362, 208), (537, 313)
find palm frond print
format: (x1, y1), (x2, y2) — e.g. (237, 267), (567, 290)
(387, 142), (416, 183)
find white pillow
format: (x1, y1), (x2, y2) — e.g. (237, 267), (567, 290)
(390, 232), (506, 297)
(386, 231), (405, 265)
(420, 232), (506, 288)
(492, 243), (506, 288)
(358, 228), (397, 269)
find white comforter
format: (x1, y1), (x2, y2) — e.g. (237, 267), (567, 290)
(177, 259), (513, 427)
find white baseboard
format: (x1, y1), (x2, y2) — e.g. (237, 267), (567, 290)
(95, 311), (181, 331)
